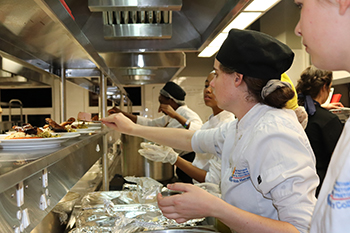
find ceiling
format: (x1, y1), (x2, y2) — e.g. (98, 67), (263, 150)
(0, 0), (254, 91)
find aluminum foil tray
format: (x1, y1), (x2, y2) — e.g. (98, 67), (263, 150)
(69, 177), (205, 233)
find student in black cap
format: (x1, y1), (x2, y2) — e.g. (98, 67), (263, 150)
(102, 29), (318, 233)
(108, 81), (203, 183)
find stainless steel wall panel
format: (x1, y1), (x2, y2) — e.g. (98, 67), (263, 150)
(0, 132), (107, 232)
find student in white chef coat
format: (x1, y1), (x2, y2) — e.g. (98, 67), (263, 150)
(102, 29), (318, 233)
(108, 81), (203, 183)
(138, 71), (235, 185)
(294, 0), (350, 232)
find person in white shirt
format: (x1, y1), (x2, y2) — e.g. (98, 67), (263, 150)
(102, 29), (318, 233)
(108, 81), (203, 183)
(138, 71), (235, 186)
(294, 0), (350, 232)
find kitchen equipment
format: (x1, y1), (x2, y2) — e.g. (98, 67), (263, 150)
(139, 227), (219, 232)
(121, 134), (174, 181)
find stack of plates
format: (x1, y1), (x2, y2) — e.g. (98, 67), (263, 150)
(73, 121), (102, 134)
(0, 133), (80, 150)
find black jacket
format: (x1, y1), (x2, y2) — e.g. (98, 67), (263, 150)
(305, 104), (343, 197)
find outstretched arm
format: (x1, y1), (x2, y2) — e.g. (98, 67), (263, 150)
(108, 106), (138, 123)
(321, 102), (344, 110)
(101, 113), (194, 151)
(139, 143), (207, 182)
(158, 183), (299, 233)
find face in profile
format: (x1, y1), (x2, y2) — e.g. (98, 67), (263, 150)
(294, 0), (347, 70)
(203, 73), (218, 108)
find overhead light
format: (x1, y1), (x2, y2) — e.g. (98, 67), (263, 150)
(207, 33), (228, 47)
(198, 33), (228, 57)
(137, 54), (145, 68)
(198, 46), (220, 58)
(244, 0), (281, 12)
(198, 0), (281, 58)
(223, 12), (262, 32)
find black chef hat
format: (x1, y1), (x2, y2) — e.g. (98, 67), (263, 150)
(161, 81), (186, 101)
(216, 29), (294, 80)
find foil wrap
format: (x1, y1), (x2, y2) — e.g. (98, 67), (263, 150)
(69, 177), (205, 233)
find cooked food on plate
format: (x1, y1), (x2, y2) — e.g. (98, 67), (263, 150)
(77, 112), (100, 122)
(77, 112), (92, 122)
(45, 118), (68, 132)
(6, 124), (59, 139)
(44, 118), (77, 132)
(60, 117), (76, 127)
(91, 115), (99, 121)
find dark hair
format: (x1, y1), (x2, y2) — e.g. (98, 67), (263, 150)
(296, 65), (332, 106)
(220, 64), (294, 108)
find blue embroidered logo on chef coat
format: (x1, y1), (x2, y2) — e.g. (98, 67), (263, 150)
(229, 167), (250, 183)
(327, 181), (350, 209)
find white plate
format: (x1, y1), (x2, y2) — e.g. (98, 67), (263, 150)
(85, 126), (101, 130)
(54, 132), (81, 136)
(73, 122), (102, 127)
(0, 134), (80, 150)
(75, 129), (95, 134)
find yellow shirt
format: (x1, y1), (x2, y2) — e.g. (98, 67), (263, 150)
(281, 73), (298, 110)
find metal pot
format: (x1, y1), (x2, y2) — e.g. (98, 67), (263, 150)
(121, 134), (174, 181)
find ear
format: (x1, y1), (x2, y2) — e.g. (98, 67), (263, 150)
(233, 73), (244, 87)
(336, 0), (350, 15)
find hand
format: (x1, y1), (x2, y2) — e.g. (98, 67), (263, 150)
(108, 106), (122, 115)
(101, 113), (136, 134)
(158, 104), (177, 118)
(157, 183), (217, 223)
(194, 182), (221, 197)
(139, 142), (178, 165)
(322, 102), (344, 110)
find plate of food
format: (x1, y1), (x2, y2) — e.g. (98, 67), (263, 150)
(0, 125), (80, 150)
(73, 122), (102, 128)
(44, 117), (78, 132)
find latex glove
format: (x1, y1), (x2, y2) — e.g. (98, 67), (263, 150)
(294, 106), (308, 129)
(139, 142), (178, 165)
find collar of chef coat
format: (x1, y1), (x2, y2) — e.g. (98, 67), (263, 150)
(236, 103), (270, 132)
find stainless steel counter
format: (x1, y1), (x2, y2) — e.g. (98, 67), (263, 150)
(0, 129), (113, 233)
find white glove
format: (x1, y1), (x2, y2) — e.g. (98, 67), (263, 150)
(138, 142), (178, 165)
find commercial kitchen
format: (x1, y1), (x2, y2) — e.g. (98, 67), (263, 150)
(1, 0), (350, 232)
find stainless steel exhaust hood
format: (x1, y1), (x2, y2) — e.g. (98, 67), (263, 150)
(0, 0), (252, 87)
(0, 51), (55, 87)
(99, 52), (185, 84)
(88, 0), (182, 39)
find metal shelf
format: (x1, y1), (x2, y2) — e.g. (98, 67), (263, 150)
(0, 129), (111, 232)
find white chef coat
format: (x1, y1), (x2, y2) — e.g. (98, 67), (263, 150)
(192, 104), (318, 233)
(310, 118), (350, 233)
(136, 105), (202, 131)
(192, 110), (235, 184)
